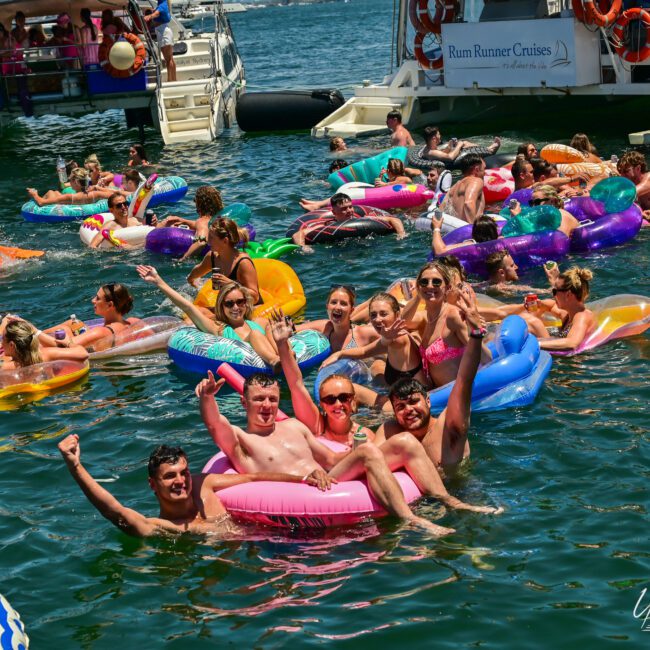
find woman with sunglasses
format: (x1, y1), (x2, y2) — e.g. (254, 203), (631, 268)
(402, 262), (491, 387)
(296, 285), (377, 353)
(1, 316), (88, 370)
(136, 266), (280, 369)
(186, 217), (261, 305)
(526, 265), (596, 351)
(43, 283), (138, 350)
(270, 310), (375, 446)
(509, 185), (580, 237)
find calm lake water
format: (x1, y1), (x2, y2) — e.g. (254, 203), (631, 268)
(1, 1), (649, 648)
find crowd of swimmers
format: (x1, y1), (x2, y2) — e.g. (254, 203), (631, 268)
(6, 111), (643, 541)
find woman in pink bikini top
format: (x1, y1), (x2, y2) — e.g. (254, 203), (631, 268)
(401, 261), (474, 387)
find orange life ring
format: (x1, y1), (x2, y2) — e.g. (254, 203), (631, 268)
(584, 0), (621, 27)
(414, 31), (443, 70)
(98, 33), (146, 79)
(414, 0), (455, 35)
(612, 8), (650, 63)
(572, 0), (587, 22)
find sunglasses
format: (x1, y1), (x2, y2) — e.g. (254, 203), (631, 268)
(223, 298), (247, 309)
(552, 287), (571, 296)
(320, 392), (354, 406)
(417, 277), (444, 288)
(330, 284), (356, 297)
(529, 198), (548, 206)
(113, 202), (128, 209)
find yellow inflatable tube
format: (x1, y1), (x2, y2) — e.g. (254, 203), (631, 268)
(194, 258), (307, 318)
(0, 360), (89, 399)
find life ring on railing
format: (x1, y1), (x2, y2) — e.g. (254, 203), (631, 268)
(98, 33), (146, 78)
(414, 31), (444, 69)
(612, 8), (650, 64)
(412, 0), (455, 35)
(584, 0), (621, 27)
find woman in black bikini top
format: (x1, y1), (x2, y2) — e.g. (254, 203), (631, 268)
(186, 217), (262, 304)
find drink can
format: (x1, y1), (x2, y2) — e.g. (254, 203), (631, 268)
(400, 279), (412, 301)
(145, 209), (155, 225)
(524, 293), (538, 311)
(54, 329), (66, 340)
(353, 431), (368, 449)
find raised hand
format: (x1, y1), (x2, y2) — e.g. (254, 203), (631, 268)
(544, 261), (560, 285)
(268, 308), (293, 344)
(457, 287), (485, 332)
(195, 370), (225, 399)
(380, 317), (408, 342)
(136, 264), (162, 285)
(431, 212), (444, 231)
(58, 433), (81, 469)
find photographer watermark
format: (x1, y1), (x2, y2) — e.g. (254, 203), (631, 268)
(633, 588), (650, 631)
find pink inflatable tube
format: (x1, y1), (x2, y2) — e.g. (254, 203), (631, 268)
(338, 183), (433, 210)
(203, 363), (421, 529)
(202, 440), (421, 529)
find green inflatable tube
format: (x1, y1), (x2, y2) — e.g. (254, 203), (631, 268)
(327, 147), (408, 189)
(502, 205), (562, 237)
(244, 237), (299, 259)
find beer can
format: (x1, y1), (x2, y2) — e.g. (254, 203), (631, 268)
(353, 431), (368, 449)
(524, 293), (538, 311)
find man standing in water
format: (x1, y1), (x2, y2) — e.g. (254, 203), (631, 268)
(618, 151), (650, 215)
(440, 153), (486, 224)
(57, 434), (311, 537)
(386, 110), (415, 147)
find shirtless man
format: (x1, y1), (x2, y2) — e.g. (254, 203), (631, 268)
(57, 434), (310, 538)
(89, 192), (141, 248)
(386, 110), (415, 147)
(294, 193), (406, 247)
(421, 126), (500, 162)
(618, 151), (650, 215)
(440, 153), (486, 224)
(485, 251), (519, 287)
(197, 370), (502, 536)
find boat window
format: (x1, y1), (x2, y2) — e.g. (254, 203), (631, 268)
(222, 43), (235, 75)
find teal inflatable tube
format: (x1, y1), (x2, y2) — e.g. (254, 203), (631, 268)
(328, 147), (408, 189)
(313, 315), (551, 414)
(21, 176), (188, 223)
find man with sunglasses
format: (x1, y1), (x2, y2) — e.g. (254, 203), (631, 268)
(89, 192), (141, 249)
(374, 298), (487, 474)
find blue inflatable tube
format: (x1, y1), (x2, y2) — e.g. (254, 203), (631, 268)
(313, 316), (551, 413)
(21, 176), (189, 223)
(168, 327), (331, 378)
(328, 147), (408, 189)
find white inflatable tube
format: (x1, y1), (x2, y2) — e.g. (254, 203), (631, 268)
(79, 213), (154, 249)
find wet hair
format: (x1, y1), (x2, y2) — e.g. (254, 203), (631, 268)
(386, 110), (402, 122)
(559, 266), (593, 301)
(532, 184), (562, 208)
(195, 186), (224, 216)
(3, 321), (42, 367)
(329, 137), (345, 152)
(208, 216), (249, 246)
(108, 192), (125, 209)
(386, 158), (405, 176)
(436, 255), (466, 281)
(214, 282), (254, 323)
(485, 250), (509, 277)
(423, 126), (441, 143)
(148, 445), (187, 478)
(327, 285), (356, 306)
(388, 377), (428, 402)
(328, 159), (348, 173)
(69, 167), (90, 188)
(368, 292), (400, 315)
(516, 142), (537, 158)
(569, 133), (597, 155)
(330, 192), (353, 209)
(471, 215), (499, 243)
(416, 261), (451, 288)
(511, 157), (532, 179)
(123, 169), (142, 186)
(101, 283), (134, 315)
(459, 153), (483, 175)
(531, 158), (557, 182)
(319, 373), (354, 398)
(618, 151), (647, 175)
(243, 372), (279, 398)
(130, 144), (147, 161)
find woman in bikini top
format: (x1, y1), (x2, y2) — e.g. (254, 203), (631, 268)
(186, 217), (261, 305)
(296, 285), (377, 351)
(43, 283), (138, 351)
(323, 292), (426, 388)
